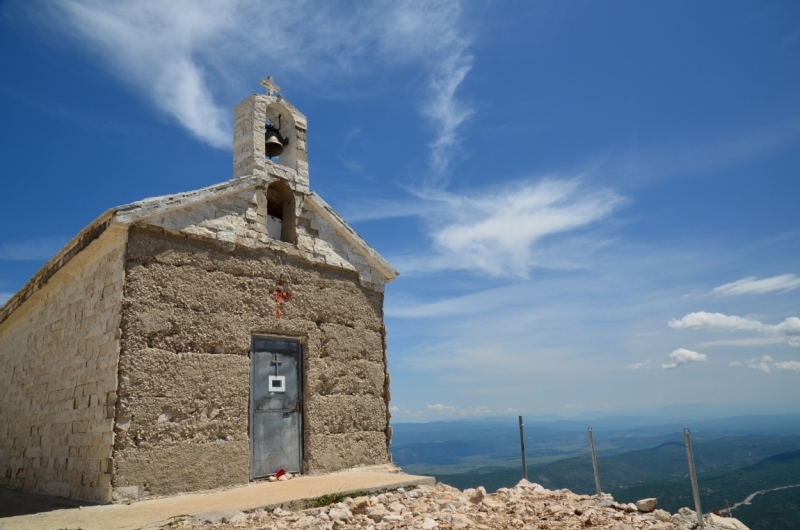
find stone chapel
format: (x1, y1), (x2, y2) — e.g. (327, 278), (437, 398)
(0, 79), (399, 504)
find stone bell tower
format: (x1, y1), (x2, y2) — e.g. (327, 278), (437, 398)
(232, 77), (309, 195)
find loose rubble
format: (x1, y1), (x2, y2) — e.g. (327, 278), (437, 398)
(166, 480), (750, 529)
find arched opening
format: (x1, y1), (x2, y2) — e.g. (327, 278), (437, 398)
(264, 115), (289, 160)
(264, 103), (297, 172)
(266, 182), (295, 243)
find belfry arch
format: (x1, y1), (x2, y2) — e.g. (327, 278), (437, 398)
(265, 180), (295, 243)
(264, 103), (298, 173)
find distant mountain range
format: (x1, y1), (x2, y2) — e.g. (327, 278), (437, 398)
(390, 413), (800, 530)
(391, 412), (800, 475)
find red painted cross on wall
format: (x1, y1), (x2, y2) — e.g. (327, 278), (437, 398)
(270, 282), (291, 319)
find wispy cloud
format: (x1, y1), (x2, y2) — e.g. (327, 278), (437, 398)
(423, 46), (473, 183)
(0, 237), (68, 261)
(775, 360), (800, 371)
(426, 403), (494, 416)
(392, 178), (622, 277)
(0, 293), (12, 305)
(747, 355), (775, 373)
(669, 311), (800, 347)
(697, 338), (787, 348)
(712, 274), (800, 296)
(374, 1), (473, 183)
(614, 116), (800, 187)
(22, 0), (473, 175)
(662, 348), (707, 369)
(730, 355), (800, 373)
(625, 360), (653, 370)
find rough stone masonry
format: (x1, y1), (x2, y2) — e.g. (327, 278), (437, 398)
(0, 85), (399, 503)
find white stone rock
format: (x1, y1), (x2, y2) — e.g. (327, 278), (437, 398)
(653, 508), (671, 522)
(111, 486), (138, 502)
(366, 510), (388, 522)
(450, 513), (472, 528)
(222, 510), (247, 524)
(636, 497), (658, 512)
(706, 513), (751, 530)
(469, 486), (486, 504)
(421, 517), (439, 529)
(328, 507), (352, 521)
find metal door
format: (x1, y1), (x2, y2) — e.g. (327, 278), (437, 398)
(250, 337), (302, 479)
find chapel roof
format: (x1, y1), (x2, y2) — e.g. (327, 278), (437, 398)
(0, 175), (397, 326)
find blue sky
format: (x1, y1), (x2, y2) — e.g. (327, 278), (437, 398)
(1, 1), (799, 421)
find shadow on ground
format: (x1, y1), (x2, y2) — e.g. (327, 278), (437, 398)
(0, 486), (98, 518)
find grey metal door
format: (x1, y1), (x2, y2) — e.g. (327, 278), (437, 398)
(250, 337), (302, 479)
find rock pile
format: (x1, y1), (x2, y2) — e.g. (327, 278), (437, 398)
(176, 480), (750, 530)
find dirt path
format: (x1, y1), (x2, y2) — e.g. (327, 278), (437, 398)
(730, 483), (800, 511)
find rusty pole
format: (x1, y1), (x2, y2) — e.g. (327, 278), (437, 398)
(519, 416), (528, 481)
(684, 428), (704, 528)
(588, 427), (602, 496)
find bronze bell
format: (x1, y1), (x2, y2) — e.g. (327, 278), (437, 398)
(265, 114), (289, 159)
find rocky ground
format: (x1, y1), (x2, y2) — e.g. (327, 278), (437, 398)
(166, 480), (750, 530)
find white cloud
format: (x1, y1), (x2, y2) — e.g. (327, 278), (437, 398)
(625, 360), (653, 370)
(697, 338), (787, 348)
(389, 405), (418, 416)
(729, 356), (800, 373)
(425, 403), (496, 416)
(668, 312), (766, 332)
(393, 179), (622, 277)
(712, 274), (800, 296)
(424, 45), (473, 181)
(669, 311), (800, 347)
(0, 237), (68, 261)
(25, 0), (473, 174)
(662, 348), (707, 369)
(775, 318), (800, 346)
(748, 355), (774, 373)
(775, 361), (800, 371)
(0, 292), (12, 305)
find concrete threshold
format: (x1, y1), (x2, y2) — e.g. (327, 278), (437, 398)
(0, 470), (435, 530)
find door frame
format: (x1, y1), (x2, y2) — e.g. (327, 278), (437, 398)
(249, 334), (304, 480)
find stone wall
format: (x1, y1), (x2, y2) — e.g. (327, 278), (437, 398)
(113, 227), (391, 499)
(0, 228), (126, 503)
(140, 181), (390, 293)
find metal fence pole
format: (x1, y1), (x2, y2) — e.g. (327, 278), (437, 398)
(588, 427), (602, 496)
(683, 428), (704, 528)
(519, 416), (528, 480)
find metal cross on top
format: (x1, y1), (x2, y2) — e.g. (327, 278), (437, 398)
(260, 76), (280, 96)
